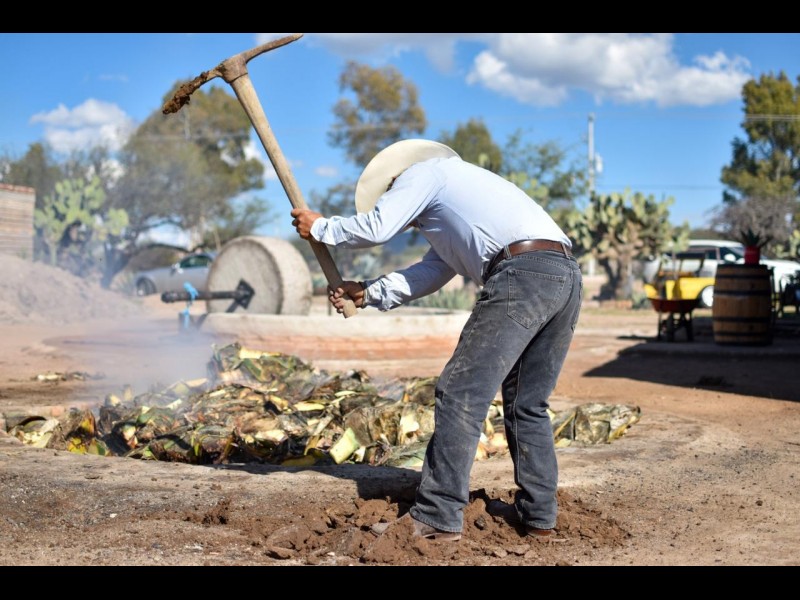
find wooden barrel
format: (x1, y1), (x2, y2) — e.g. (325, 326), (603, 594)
(712, 264), (773, 346)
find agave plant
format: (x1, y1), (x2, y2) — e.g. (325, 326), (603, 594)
(737, 228), (771, 265)
(737, 228), (770, 250)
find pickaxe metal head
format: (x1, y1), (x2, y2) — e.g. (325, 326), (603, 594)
(162, 33), (303, 115)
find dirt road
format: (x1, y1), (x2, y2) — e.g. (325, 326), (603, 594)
(1, 297), (799, 566)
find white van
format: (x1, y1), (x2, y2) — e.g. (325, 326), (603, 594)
(643, 239), (800, 308)
(687, 240), (799, 307)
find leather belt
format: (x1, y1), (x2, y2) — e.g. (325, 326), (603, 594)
(485, 239), (573, 279)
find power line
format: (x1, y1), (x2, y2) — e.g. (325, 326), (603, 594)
(596, 184), (723, 191)
(744, 115), (800, 121)
(119, 113), (800, 143)
(137, 134), (252, 141)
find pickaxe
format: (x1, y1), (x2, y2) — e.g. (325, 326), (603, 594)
(162, 33), (357, 318)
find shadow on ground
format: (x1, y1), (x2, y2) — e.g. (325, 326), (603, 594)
(584, 316), (800, 403)
(215, 461), (422, 504)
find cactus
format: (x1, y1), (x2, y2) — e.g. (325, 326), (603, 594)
(790, 230), (800, 259)
(566, 190), (689, 300)
(33, 176), (129, 270)
(34, 178), (99, 265)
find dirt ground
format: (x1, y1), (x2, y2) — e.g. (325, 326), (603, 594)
(1, 258), (799, 566)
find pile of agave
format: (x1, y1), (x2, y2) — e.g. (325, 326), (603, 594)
(7, 343), (641, 467)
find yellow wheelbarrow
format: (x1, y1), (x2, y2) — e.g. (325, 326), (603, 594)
(644, 251), (714, 342)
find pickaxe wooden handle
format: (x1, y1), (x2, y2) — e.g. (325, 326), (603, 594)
(163, 33), (358, 318)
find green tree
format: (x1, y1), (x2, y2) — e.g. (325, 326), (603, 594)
(566, 190), (688, 300)
(501, 130), (587, 221)
(709, 195), (796, 256)
(433, 124), (586, 228)
(1, 143), (64, 211)
(311, 182), (356, 219)
(200, 196), (274, 251)
(1, 144), (118, 212)
(722, 72), (800, 201)
(306, 182), (381, 280)
(329, 61), (427, 168)
(439, 118), (503, 172)
(61, 146), (119, 196)
(113, 84), (265, 246)
(719, 72), (800, 256)
(295, 62), (429, 284)
(292, 184), (355, 282)
(97, 84), (270, 287)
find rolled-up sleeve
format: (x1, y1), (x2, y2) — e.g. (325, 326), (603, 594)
(363, 248), (456, 311)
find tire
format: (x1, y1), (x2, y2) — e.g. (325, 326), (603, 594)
(698, 285), (714, 309)
(135, 279), (156, 297)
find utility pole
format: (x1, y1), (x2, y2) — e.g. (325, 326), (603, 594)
(585, 113), (599, 278)
(588, 113), (595, 197)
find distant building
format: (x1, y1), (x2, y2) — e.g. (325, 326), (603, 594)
(0, 183), (35, 259)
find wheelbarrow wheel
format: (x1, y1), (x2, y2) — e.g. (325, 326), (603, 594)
(665, 314), (676, 342)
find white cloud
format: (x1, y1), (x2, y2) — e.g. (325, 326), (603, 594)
(308, 33), (479, 71)
(256, 32), (492, 72)
(466, 33), (751, 107)
(29, 99), (135, 153)
(242, 140), (278, 181)
(263, 162), (278, 181)
(468, 51), (568, 106)
(315, 165), (338, 178)
(269, 33), (750, 108)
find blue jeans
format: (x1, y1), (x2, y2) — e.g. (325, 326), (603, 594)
(409, 250), (582, 532)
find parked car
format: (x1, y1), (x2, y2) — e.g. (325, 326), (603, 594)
(647, 240), (800, 308)
(133, 252), (215, 297)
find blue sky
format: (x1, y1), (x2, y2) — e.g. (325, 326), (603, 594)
(2, 33), (799, 241)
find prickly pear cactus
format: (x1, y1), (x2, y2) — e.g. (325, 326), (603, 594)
(567, 190), (688, 300)
(33, 176), (128, 267)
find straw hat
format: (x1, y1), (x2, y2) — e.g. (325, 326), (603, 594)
(354, 139), (459, 213)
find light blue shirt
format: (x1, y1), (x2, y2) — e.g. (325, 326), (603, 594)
(311, 156), (571, 311)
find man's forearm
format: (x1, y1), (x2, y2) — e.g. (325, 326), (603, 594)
(363, 261), (456, 311)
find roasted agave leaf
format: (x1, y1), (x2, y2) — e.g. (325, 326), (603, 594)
(572, 403), (641, 445)
(48, 409), (109, 456)
(401, 377), (438, 405)
(134, 407), (184, 444)
(377, 437), (431, 468)
(132, 424), (235, 464)
(9, 416), (60, 448)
